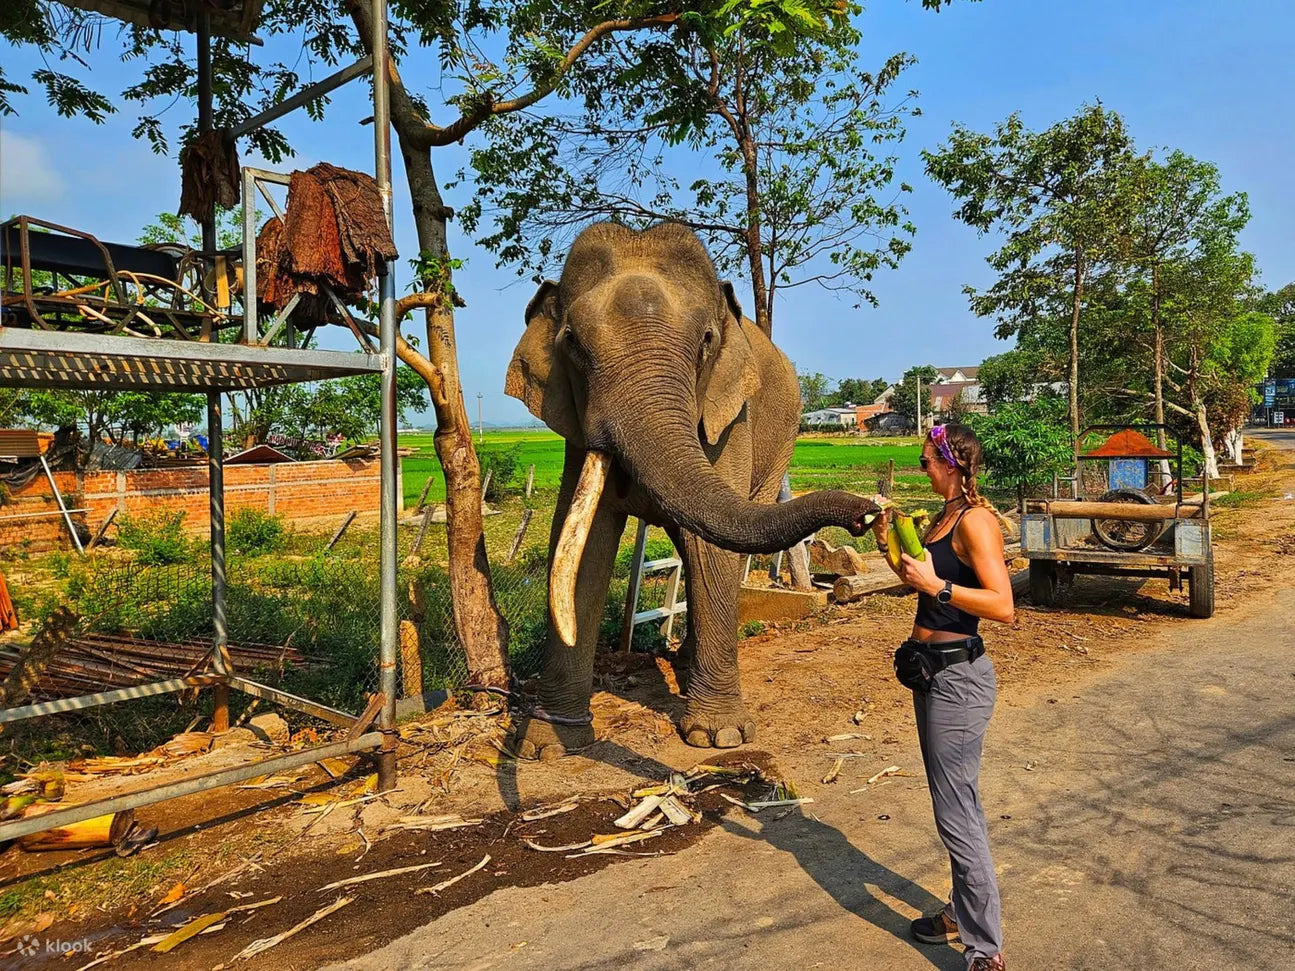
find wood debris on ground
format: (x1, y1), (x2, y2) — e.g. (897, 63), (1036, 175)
(226, 896), (354, 964)
(380, 814), (482, 833)
(416, 854), (490, 895)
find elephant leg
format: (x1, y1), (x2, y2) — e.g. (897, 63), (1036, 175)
(675, 531), (754, 749)
(511, 447), (626, 761)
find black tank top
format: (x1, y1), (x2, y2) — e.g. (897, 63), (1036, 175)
(914, 506), (982, 636)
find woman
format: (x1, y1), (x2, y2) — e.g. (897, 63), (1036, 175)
(873, 424), (1013, 971)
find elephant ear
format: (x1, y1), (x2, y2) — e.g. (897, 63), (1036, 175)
(701, 282), (760, 446)
(505, 280), (583, 443)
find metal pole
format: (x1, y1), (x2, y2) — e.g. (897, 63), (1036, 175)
(619, 519), (648, 653)
(0, 733), (383, 843)
(198, 11), (229, 734)
(207, 392), (230, 732)
(916, 374), (922, 434)
(372, 0), (399, 792)
(38, 454), (83, 555)
(478, 392), (483, 444)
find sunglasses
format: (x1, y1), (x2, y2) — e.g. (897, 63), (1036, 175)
(919, 455), (930, 470)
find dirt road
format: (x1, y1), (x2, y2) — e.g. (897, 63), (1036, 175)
(331, 583), (1295, 971)
(7, 430), (1295, 970)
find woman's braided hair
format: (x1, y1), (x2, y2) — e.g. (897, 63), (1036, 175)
(929, 423), (992, 510)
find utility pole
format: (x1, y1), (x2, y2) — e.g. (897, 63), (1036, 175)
(477, 393), (483, 445)
(915, 374), (922, 435)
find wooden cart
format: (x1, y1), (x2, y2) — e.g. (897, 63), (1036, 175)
(1020, 425), (1214, 618)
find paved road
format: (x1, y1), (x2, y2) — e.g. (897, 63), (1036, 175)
(331, 582), (1295, 971)
(1249, 424), (1295, 451)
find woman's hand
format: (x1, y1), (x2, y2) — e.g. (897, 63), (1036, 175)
(870, 507), (892, 545)
(900, 551), (941, 596)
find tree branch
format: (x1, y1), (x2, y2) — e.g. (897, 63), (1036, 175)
(424, 14), (680, 147)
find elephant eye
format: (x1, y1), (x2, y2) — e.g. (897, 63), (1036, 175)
(701, 328), (716, 357)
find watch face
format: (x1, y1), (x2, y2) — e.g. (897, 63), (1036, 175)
(937, 583), (952, 603)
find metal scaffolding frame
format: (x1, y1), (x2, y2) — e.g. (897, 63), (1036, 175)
(0, 0), (401, 841)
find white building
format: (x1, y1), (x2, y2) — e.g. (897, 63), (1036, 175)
(801, 406), (858, 428)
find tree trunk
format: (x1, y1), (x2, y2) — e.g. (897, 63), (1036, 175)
(348, 3), (509, 688)
(1194, 398), (1219, 481)
(740, 136), (770, 336)
(1069, 245), (1084, 442)
(399, 149), (510, 689)
(1151, 266), (1172, 487)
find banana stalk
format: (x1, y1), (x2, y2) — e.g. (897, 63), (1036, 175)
(893, 513), (925, 562)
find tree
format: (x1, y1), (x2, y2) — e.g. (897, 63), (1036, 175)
(1255, 282), (1295, 377)
(924, 104), (1138, 438)
(1118, 246), (1274, 477)
(798, 371), (833, 412)
(826, 377), (888, 406)
(2, 1), (851, 688)
(977, 349), (1053, 409)
(968, 396), (1073, 504)
(18, 389), (203, 448)
(461, 3), (964, 335)
(1119, 151), (1248, 449)
(889, 365), (936, 429)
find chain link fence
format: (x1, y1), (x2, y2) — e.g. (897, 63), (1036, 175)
(0, 501), (697, 767)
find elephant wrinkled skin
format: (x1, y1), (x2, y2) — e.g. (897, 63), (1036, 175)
(504, 222), (878, 759)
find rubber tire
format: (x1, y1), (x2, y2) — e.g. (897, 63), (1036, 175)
(1092, 488), (1166, 552)
(1189, 560), (1215, 618)
(1029, 561), (1059, 607)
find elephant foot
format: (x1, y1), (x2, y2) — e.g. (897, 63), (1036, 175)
(679, 701), (756, 749)
(507, 714), (595, 762)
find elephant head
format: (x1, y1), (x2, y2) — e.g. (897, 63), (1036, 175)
(506, 222), (877, 644)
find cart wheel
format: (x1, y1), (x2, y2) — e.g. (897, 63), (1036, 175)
(1092, 488), (1167, 552)
(1189, 560), (1215, 618)
(1029, 561), (1059, 607)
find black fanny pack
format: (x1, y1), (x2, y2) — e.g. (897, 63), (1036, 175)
(893, 637), (985, 692)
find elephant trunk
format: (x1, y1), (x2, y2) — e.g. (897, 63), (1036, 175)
(609, 390), (878, 555)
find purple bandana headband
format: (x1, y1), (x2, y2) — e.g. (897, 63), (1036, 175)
(929, 425), (959, 470)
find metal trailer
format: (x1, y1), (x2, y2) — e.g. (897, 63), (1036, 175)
(1020, 424), (1215, 619)
(0, 0), (401, 843)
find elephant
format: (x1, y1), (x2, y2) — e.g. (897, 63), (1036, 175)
(504, 222), (878, 760)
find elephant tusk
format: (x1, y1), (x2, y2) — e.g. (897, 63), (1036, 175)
(550, 450), (611, 647)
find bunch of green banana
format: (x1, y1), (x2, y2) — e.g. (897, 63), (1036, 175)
(882, 509), (929, 569)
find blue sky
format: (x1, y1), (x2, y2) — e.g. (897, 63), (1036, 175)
(2, 0), (1292, 425)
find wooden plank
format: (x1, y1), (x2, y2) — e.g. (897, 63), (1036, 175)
(1027, 500), (1203, 521)
(325, 510), (358, 550)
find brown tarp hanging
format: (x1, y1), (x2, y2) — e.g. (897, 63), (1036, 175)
(256, 163), (397, 316)
(178, 129), (241, 222)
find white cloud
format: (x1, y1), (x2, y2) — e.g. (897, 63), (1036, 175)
(0, 129), (67, 206)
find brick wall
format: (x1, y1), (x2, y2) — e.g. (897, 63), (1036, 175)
(0, 457), (396, 553)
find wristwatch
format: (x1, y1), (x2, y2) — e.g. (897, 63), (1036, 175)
(936, 580), (954, 604)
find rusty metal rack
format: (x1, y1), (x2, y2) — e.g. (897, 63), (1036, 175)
(0, 0), (402, 842)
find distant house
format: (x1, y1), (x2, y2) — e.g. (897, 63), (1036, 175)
(865, 411), (913, 434)
(854, 403), (887, 426)
(934, 366), (979, 384)
(930, 381), (988, 419)
(801, 406), (858, 428)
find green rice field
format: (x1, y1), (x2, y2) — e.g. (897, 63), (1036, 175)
(399, 429), (925, 506)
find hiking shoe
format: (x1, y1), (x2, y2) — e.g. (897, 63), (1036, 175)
(910, 909), (960, 944)
(969, 955), (1006, 971)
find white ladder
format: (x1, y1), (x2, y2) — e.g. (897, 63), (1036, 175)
(619, 519), (686, 652)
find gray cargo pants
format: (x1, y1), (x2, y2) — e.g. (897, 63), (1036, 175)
(913, 652), (1003, 966)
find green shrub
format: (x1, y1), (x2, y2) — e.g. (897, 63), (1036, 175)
(116, 511), (190, 565)
(227, 508), (287, 556)
(479, 443), (522, 501)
